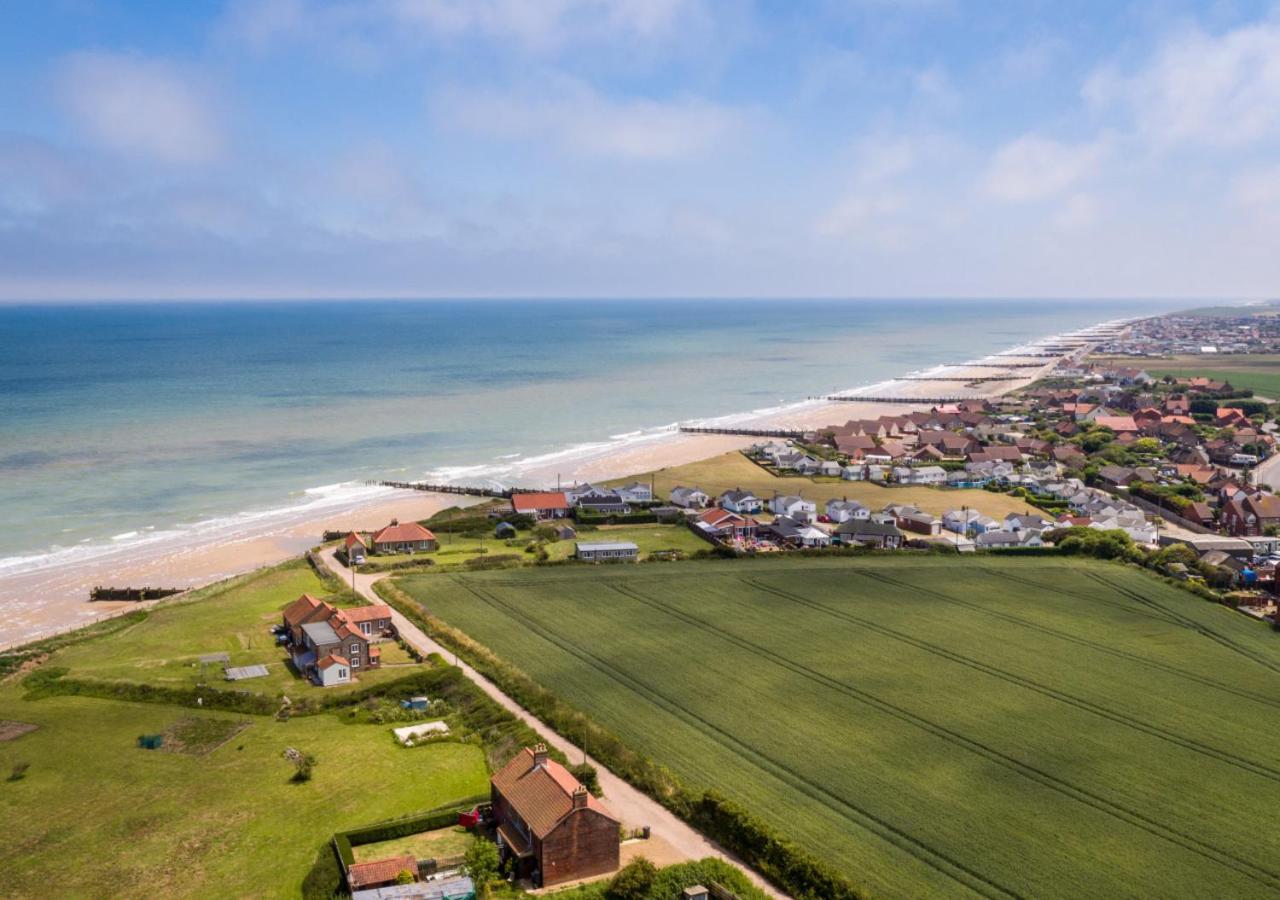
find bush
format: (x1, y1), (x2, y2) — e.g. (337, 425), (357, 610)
(463, 836), (500, 887)
(604, 858), (657, 900)
(291, 752), (317, 783)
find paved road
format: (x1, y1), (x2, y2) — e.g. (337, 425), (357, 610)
(319, 547), (787, 899)
(1252, 452), (1280, 492)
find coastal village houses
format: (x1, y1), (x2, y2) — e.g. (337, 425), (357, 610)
(370, 520), (436, 554)
(491, 744), (620, 888)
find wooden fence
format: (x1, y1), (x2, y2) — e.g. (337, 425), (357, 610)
(89, 586), (183, 602)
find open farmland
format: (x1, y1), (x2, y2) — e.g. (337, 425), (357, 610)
(1099, 353), (1280, 398)
(404, 557), (1280, 898)
(611, 450), (1049, 519)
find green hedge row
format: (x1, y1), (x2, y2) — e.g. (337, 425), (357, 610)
(375, 580), (860, 900)
(333, 796), (489, 867)
(22, 666), (280, 715)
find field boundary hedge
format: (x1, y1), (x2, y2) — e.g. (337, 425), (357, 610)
(333, 795), (489, 867)
(375, 579), (860, 900)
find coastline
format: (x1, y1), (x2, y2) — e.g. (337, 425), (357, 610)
(0, 318), (1131, 648)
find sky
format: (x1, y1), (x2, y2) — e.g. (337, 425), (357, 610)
(2, 1), (1280, 300)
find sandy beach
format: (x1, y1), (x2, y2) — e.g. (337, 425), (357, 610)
(0, 322), (1121, 650)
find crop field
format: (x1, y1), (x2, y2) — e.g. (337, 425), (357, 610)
(1100, 353), (1280, 398)
(405, 556), (1280, 898)
(613, 450), (1049, 519)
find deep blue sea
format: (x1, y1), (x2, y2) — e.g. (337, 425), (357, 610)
(0, 299), (1179, 565)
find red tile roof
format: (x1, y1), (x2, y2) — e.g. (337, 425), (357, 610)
(491, 747), (617, 839)
(372, 521), (436, 545)
(318, 653), (349, 670)
(1093, 415), (1139, 433)
(512, 491), (569, 512)
(282, 594), (337, 629)
(347, 855), (418, 889)
(344, 531), (367, 549)
(339, 604), (392, 624)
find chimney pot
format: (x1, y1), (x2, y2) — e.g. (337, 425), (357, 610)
(532, 743), (548, 766)
(572, 785), (589, 809)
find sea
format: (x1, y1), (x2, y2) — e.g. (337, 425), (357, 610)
(0, 298), (1180, 574)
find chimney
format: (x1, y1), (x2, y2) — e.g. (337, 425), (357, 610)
(572, 785), (589, 809)
(532, 743), (548, 767)
(389, 518), (399, 526)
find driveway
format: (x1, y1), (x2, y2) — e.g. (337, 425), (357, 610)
(318, 547), (788, 899)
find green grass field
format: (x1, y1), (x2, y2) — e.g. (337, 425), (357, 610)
(1100, 353), (1280, 398)
(0, 689), (488, 899)
(611, 451), (1049, 519)
(0, 561), (491, 898)
(404, 556), (1280, 898)
(53, 559), (416, 695)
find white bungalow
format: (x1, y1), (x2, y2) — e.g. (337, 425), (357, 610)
(719, 489), (763, 514)
(669, 486), (710, 509)
(616, 482), (654, 504)
(770, 495), (817, 523)
(826, 499), (870, 523)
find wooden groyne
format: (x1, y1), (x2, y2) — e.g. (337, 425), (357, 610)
(894, 375), (1022, 383)
(826, 395), (980, 404)
(375, 480), (514, 498)
(90, 586), (183, 602)
(678, 426), (807, 438)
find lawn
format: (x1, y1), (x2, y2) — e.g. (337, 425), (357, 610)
(53, 559), (420, 695)
(0, 693), (489, 898)
(356, 523), (708, 570)
(404, 556), (1280, 899)
(351, 825), (473, 864)
(1099, 353), (1280, 399)
(611, 450), (1048, 519)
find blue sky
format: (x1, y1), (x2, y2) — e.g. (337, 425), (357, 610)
(2, 0), (1280, 299)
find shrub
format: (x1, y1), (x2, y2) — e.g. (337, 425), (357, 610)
(604, 857), (658, 900)
(463, 836), (500, 887)
(291, 752), (317, 783)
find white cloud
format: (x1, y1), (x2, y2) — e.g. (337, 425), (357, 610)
(436, 77), (739, 161)
(1085, 22), (1280, 147)
(981, 134), (1108, 202)
(222, 0), (702, 55)
(54, 52), (223, 165)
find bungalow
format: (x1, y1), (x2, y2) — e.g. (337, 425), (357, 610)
(577, 493), (631, 515)
(835, 434), (878, 456)
(491, 744), (620, 887)
(901, 465), (947, 485)
(371, 520), (436, 555)
(1096, 465), (1137, 488)
(575, 541), (639, 562)
(841, 464), (868, 481)
(817, 459), (843, 477)
(976, 530), (1043, 549)
(770, 494), (817, 522)
(826, 498), (870, 523)
(1004, 513), (1052, 535)
(943, 508), (998, 535)
(668, 486), (710, 509)
(719, 489), (762, 514)
(696, 507), (759, 541)
(894, 509), (942, 536)
(759, 516), (831, 548)
(833, 518), (904, 549)
(615, 482), (654, 504)
(512, 491), (571, 520)
(1092, 414), (1140, 434)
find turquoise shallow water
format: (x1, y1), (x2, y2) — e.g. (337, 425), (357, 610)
(0, 298), (1177, 564)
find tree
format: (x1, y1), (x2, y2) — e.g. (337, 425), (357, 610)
(464, 837), (500, 896)
(394, 870), (416, 885)
(605, 858), (658, 900)
(290, 752), (317, 783)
